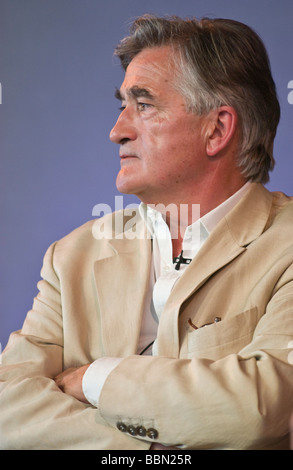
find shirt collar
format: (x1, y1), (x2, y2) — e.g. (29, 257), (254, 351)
(139, 182), (251, 240)
(200, 181), (251, 234)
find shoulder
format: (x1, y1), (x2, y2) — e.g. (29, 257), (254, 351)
(271, 189), (293, 212)
(269, 189), (293, 229)
(247, 183), (293, 226)
(45, 207), (144, 262)
(59, 207), (141, 241)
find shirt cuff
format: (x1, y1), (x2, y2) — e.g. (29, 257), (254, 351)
(82, 357), (123, 407)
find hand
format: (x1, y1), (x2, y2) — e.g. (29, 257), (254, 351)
(54, 364), (91, 404)
(150, 443), (178, 450)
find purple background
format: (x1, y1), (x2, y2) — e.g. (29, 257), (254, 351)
(1, 0), (293, 349)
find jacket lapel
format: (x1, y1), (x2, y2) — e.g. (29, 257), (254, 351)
(156, 183), (273, 357)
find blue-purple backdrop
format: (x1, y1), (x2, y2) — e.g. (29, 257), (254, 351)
(1, 0), (293, 349)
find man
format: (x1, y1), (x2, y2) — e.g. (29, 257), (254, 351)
(0, 15), (292, 450)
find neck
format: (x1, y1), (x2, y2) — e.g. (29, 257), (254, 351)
(148, 177), (246, 224)
(146, 176), (247, 257)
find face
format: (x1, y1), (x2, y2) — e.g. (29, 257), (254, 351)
(110, 46), (209, 205)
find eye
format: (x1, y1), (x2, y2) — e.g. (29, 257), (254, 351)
(137, 102), (151, 112)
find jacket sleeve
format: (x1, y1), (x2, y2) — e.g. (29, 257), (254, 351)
(0, 242), (148, 450)
(98, 265), (293, 450)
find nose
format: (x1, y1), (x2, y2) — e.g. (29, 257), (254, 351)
(109, 109), (137, 144)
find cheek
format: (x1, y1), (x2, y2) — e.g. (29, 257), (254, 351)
(140, 119), (203, 172)
(141, 121), (182, 156)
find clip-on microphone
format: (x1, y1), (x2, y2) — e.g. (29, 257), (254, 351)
(173, 250), (192, 271)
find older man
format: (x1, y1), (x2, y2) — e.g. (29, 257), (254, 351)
(1, 16), (292, 450)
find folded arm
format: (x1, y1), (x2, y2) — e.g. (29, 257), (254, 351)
(82, 267), (293, 449)
(0, 243), (148, 450)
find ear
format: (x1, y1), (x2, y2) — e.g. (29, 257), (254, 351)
(206, 106), (238, 157)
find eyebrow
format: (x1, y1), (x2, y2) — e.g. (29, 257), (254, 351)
(115, 86), (155, 102)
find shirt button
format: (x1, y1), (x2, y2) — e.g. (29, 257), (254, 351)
(163, 264), (172, 273)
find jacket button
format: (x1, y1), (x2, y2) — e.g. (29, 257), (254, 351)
(136, 425), (146, 437)
(127, 425), (137, 436)
(146, 427), (159, 439)
(116, 422), (127, 433)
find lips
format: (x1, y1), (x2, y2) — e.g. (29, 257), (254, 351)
(119, 155), (139, 164)
(120, 155), (138, 159)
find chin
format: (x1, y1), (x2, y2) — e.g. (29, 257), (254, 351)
(116, 176), (138, 196)
(116, 171), (151, 200)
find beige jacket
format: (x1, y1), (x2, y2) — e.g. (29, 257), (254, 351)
(1, 183), (293, 449)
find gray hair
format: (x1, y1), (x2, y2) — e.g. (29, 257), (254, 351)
(115, 15), (280, 183)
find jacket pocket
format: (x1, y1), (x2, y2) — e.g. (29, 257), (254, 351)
(187, 307), (259, 360)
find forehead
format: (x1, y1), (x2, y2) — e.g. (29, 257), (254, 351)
(120, 46), (176, 97)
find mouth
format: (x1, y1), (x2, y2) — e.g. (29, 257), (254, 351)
(120, 155), (138, 163)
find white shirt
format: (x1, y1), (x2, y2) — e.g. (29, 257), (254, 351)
(82, 183), (251, 406)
